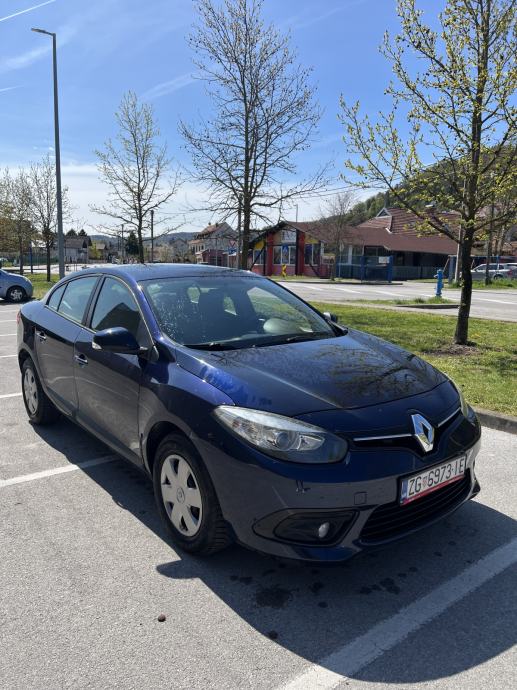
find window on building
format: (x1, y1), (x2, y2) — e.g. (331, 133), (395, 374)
(312, 243), (321, 265)
(253, 249), (264, 264)
(289, 246), (297, 265)
(304, 244), (313, 265)
(273, 246), (282, 265)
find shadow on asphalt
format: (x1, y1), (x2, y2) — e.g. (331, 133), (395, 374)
(32, 417), (517, 684)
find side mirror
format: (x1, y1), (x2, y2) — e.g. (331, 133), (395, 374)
(323, 311), (339, 323)
(92, 327), (143, 354)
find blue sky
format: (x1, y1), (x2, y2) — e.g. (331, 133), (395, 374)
(0, 0), (439, 232)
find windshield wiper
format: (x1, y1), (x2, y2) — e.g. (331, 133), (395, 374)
(185, 342), (240, 351)
(284, 333), (333, 344)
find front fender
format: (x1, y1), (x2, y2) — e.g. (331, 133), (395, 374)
(139, 358), (234, 473)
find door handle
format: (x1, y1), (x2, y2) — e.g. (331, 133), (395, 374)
(35, 329), (47, 342)
(74, 353), (88, 366)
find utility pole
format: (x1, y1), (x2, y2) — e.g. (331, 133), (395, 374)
(150, 210), (154, 263)
(31, 28), (65, 279)
(121, 224), (125, 263)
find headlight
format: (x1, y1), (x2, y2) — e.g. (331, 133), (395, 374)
(213, 406), (348, 464)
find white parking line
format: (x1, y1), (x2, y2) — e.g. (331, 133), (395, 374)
(476, 298), (516, 305)
(0, 392), (22, 399)
(280, 537), (517, 690)
(370, 289), (406, 297)
(0, 333), (16, 337)
(0, 319), (16, 323)
(0, 354), (17, 358)
(334, 287), (361, 294)
(0, 455), (118, 488)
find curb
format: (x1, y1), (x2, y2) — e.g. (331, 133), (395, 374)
(473, 407), (517, 435)
(276, 280), (404, 286)
(397, 304), (458, 310)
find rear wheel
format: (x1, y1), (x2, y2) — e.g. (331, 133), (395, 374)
(153, 434), (232, 555)
(7, 286), (26, 303)
(21, 359), (60, 425)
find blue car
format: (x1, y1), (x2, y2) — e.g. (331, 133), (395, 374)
(0, 268), (33, 302)
(17, 265), (481, 562)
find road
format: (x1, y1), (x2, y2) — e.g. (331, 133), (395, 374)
(278, 281), (517, 322)
(0, 300), (515, 690)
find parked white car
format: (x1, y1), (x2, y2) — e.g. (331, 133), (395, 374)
(471, 263), (517, 280)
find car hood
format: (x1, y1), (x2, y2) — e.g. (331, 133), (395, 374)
(175, 329), (446, 416)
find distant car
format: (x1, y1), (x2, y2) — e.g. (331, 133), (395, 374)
(471, 263), (515, 280)
(0, 269), (33, 302)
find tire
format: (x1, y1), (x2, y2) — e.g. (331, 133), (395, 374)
(7, 285), (27, 303)
(21, 358), (60, 425)
(153, 433), (232, 555)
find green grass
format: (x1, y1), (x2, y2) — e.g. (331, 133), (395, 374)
(28, 273), (59, 299)
(313, 301), (517, 416)
(393, 296), (454, 305)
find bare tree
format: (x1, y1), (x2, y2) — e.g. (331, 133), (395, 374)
(29, 155), (70, 282)
(339, 0), (516, 344)
(181, 0), (326, 269)
(92, 91), (180, 263)
(320, 191), (356, 280)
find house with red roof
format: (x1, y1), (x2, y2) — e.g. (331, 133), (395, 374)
(248, 207), (462, 279)
(190, 222), (237, 265)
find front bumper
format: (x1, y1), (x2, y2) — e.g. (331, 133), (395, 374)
(194, 406), (482, 562)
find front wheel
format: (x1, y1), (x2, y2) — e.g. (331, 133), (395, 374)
(153, 434), (232, 555)
(21, 359), (60, 425)
(7, 286), (27, 303)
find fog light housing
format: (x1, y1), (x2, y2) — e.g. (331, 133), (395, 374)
(262, 510), (356, 546)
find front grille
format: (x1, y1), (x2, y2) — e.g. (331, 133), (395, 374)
(360, 472), (471, 544)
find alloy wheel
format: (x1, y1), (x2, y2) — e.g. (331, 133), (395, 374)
(160, 454), (203, 536)
(9, 287), (24, 302)
(23, 368), (38, 416)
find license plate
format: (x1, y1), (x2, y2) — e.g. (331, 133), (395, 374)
(400, 456), (466, 505)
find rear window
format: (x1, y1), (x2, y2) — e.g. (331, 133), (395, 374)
(57, 276), (98, 324)
(47, 284), (66, 311)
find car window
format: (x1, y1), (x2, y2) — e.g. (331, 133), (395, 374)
(47, 284), (66, 311)
(141, 275), (335, 349)
(57, 277), (98, 323)
(91, 277), (143, 340)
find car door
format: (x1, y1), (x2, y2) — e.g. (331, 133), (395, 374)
(74, 276), (149, 462)
(0, 269), (7, 299)
(34, 275), (99, 415)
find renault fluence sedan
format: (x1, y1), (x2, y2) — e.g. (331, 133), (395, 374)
(17, 265), (481, 561)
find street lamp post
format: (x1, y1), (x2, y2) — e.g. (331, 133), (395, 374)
(31, 27), (65, 279)
(150, 210), (154, 263)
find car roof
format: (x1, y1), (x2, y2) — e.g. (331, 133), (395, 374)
(74, 263), (254, 281)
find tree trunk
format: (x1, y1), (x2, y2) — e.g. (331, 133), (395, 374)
(240, 199), (251, 270)
(46, 241), (51, 283)
(137, 221), (145, 264)
(454, 233), (474, 345)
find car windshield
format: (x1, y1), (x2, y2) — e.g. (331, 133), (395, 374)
(140, 275), (337, 349)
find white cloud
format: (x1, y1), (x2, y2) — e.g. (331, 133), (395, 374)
(0, 85), (21, 93)
(0, 23), (77, 75)
(142, 73), (196, 100)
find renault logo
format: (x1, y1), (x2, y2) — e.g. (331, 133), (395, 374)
(411, 413), (435, 452)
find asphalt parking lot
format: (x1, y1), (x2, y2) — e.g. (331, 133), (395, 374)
(0, 299), (516, 690)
